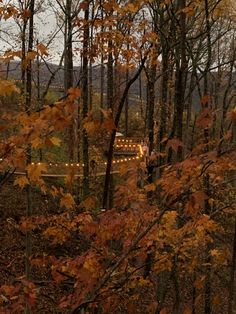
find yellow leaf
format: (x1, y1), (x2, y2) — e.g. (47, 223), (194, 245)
(49, 137), (61, 146)
(138, 278), (151, 286)
(0, 80), (20, 96)
(14, 176), (29, 189)
(79, 196), (97, 210)
(27, 51), (37, 60)
(60, 193), (75, 209)
(26, 163), (47, 183)
(210, 249), (219, 257)
(31, 137), (43, 148)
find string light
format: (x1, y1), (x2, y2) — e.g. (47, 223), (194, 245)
(24, 140), (143, 169)
(29, 156), (142, 168)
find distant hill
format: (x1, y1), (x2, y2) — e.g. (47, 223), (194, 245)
(0, 60), (145, 99)
(0, 60), (234, 114)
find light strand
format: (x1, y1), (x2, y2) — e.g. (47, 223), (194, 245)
(29, 155), (141, 167)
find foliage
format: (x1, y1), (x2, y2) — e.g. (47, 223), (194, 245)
(0, 0), (236, 313)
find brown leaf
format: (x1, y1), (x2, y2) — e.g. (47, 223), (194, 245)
(183, 307), (192, 314)
(228, 107), (236, 123)
(37, 43), (49, 56)
(166, 137), (183, 153)
(201, 94), (211, 106)
(212, 294), (221, 307)
(60, 193), (75, 209)
(160, 308), (168, 314)
(194, 275), (205, 289)
(0, 80), (20, 96)
(196, 108), (213, 128)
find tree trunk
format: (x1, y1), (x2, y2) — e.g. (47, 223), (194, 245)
(172, 0), (187, 162)
(103, 57), (147, 209)
(24, 1), (35, 313)
(146, 65), (156, 154)
(82, 1), (90, 197)
(64, 0), (74, 161)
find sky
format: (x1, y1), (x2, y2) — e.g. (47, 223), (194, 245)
(0, 0), (72, 64)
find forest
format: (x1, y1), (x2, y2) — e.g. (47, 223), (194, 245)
(0, 0), (236, 313)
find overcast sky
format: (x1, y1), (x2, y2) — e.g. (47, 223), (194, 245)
(0, 0), (78, 64)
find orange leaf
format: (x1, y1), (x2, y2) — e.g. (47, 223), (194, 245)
(196, 108), (213, 128)
(0, 80), (20, 96)
(183, 307), (192, 314)
(26, 163), (47, 183)
(60, 193), (75, 209)
(228, 107), (236, 123)
(194, 275), (205, 289)
(201, 94), (210, 106)
(31, 137), (43, 148)
(68, 87), (81, 100)
(102, 118), (116, 133)
(37, 43), (49, 56)
(192, 191), (208, 207)
(79, 196), (97, 210)
(166, 137), (183, 153)
(160, 308), (168, 314)
(49, 136), (61, 146)
(14, 176), (30, 189)
(212, 294), (221, 307)
(27, 51), (37, 60)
